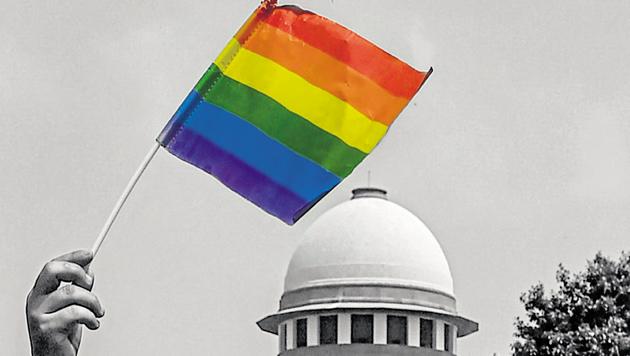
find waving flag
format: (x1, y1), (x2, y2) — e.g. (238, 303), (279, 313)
(157, 3), (432, 224)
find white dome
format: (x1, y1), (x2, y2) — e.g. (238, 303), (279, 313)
(258, 188), (478, 338)
(284, 189), (454, 297)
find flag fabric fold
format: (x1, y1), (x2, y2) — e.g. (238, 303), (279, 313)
(157, 3), (432, 224)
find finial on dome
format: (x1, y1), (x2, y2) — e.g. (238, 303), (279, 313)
(351, 187), (388, 200)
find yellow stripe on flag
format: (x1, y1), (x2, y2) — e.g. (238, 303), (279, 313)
(214, 39), (388, 153)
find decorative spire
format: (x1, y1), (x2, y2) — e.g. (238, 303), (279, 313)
(351, 187), (388, 200)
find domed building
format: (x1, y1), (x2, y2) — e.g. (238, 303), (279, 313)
(258, 188), (478, 355)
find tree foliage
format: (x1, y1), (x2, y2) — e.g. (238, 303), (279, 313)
(513, 252), (630, 356)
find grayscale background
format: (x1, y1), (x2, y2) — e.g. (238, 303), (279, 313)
(2, 0), (629, 355)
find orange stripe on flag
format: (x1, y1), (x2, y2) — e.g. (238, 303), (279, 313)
(241, 22), (410, 126)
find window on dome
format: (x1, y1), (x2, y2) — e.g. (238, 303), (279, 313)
(351, 314), (373, 344)
(279, 323), (287, 352)
(319, 315), (338, 345)
(386, 315), (407, 345)
(296, 318), (307, 348)
(420, 318), (434, 348)
(444, 324), (452, 352)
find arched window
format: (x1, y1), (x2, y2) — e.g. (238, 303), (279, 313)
(351, 314), (374, 343)
(444, 323), (452, 352)
(319, 315), (338, 345)
(420, 318), (434, 348)
(296, 318), (307, 348)
(387, 315), (407, 345)
(279, 323), (287, 352)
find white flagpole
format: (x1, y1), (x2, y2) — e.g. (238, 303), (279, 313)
(91, 141), (161, 257)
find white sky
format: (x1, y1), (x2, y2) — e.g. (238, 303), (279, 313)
(2, 1), (630, 355)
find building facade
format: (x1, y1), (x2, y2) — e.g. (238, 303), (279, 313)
(258, 188), (478, 355)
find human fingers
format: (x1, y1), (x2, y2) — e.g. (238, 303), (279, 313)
(52, 250), (93, 267)
(42, 284), (105, 317)
(32, 260), (93, 295)
(44, 305), (100, 331)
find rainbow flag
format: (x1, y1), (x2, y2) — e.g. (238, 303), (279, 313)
(157, 3), (432, 224)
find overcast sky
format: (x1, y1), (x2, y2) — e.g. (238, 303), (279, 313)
(2, 1), (630, 355)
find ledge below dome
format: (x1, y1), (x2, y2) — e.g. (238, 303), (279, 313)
(280, 283), (457, 313)
(258, 305), (478, 338)
(280, 344), (454, 356)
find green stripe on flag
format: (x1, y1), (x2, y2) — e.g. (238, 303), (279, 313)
(194, 65), (367, 178)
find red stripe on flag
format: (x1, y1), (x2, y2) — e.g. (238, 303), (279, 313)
(263, 6), (427, 100)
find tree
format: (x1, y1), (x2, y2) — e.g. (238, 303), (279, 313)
(513, 252), (630, 356)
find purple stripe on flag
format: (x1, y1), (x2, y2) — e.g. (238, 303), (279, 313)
(167, 127), (309, 224)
